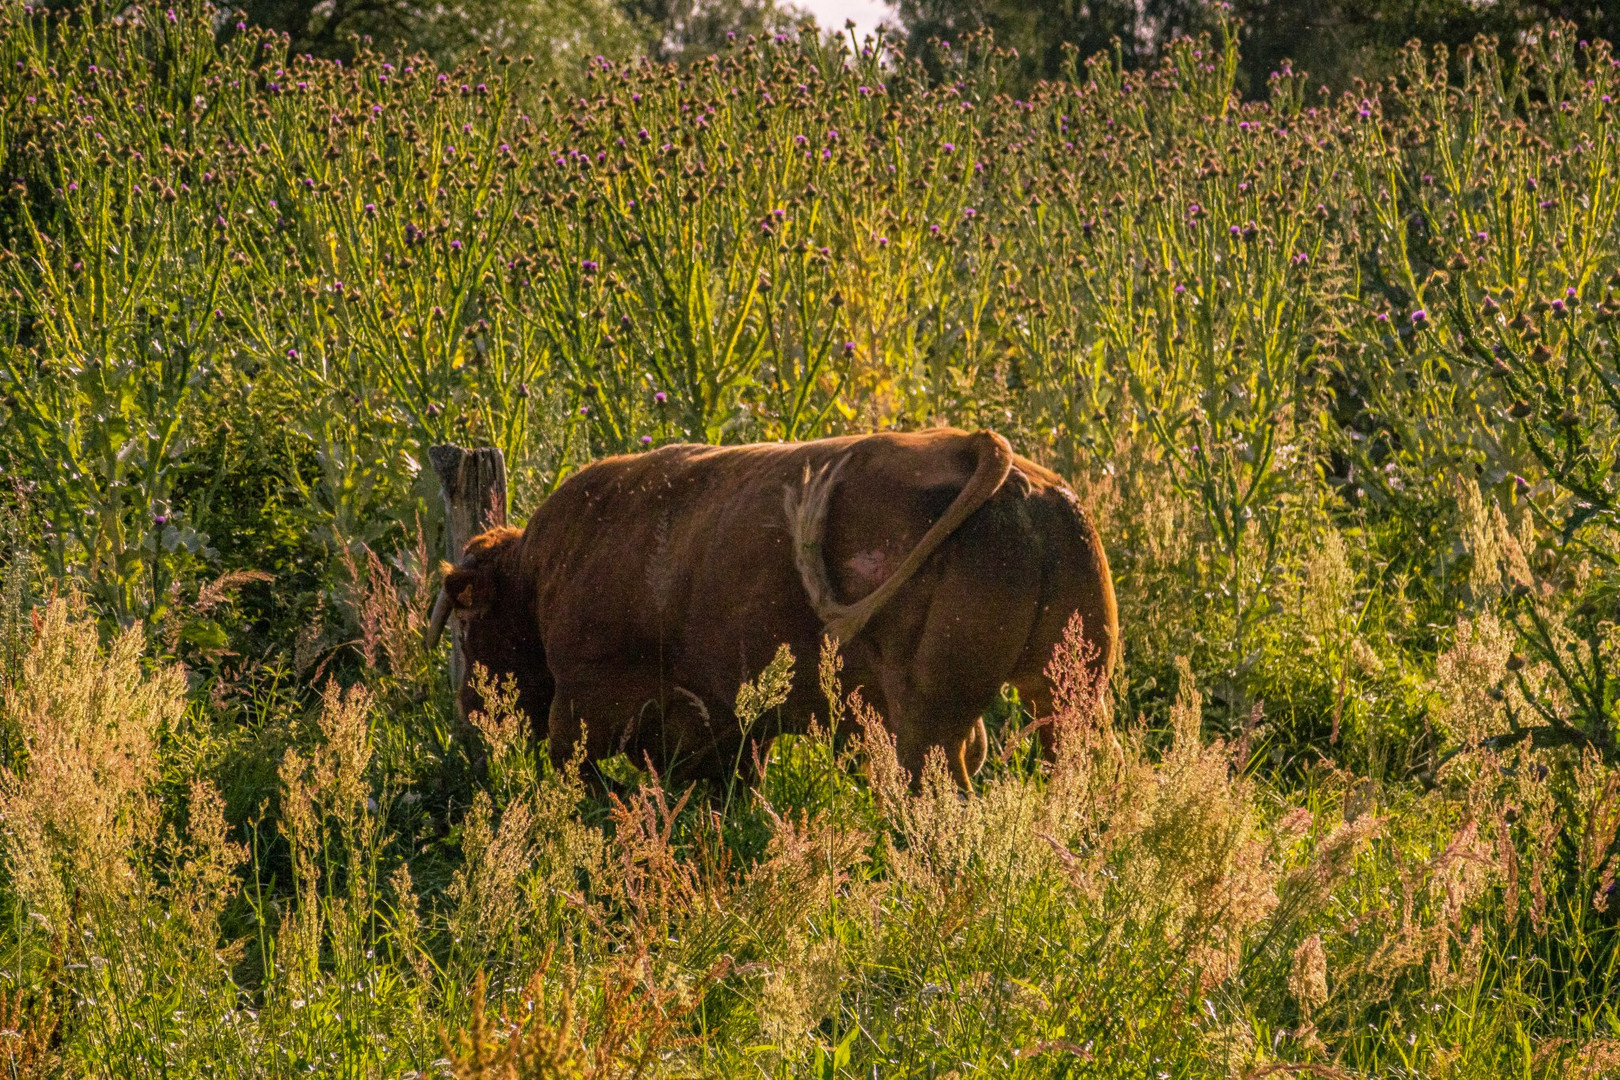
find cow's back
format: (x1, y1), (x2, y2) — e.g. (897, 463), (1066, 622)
(517, 440), (846, 687)
(515, 430), (1114, 756)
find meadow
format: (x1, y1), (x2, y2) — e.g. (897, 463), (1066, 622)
(2, 2), (1620, 1075)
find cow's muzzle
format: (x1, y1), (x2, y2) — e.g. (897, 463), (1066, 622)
(424, 587), (453, 652)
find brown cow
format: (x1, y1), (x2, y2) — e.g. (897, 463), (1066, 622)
(425, 428), (1117, 788)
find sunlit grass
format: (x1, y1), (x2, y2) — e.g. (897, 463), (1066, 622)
(3, 3), (1620, 1076)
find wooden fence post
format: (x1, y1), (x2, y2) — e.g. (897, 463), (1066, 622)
(429, 444), (507, 715)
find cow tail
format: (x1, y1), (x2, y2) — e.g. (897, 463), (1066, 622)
(786, 430), (1015, 645)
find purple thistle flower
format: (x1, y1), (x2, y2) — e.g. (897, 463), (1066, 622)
(641, 435), (653, 445)
(1411, 309), (1428, 325)
(654, 391), (667, 404)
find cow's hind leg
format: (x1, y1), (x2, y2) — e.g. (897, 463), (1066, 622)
(880, 597), (1033, 788)
(1006, 490), (1118, 760)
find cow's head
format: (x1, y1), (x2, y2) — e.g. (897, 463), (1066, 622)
(425, 525), (551, 727)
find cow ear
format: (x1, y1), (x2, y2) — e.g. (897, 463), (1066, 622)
(444, 566), (493, 614)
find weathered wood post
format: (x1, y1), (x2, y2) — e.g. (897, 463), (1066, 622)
(428, 444), (507, 714)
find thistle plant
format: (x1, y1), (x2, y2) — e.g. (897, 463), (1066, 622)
(3, 6), (1620, 1076)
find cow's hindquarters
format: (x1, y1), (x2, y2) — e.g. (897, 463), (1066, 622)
(866, 470), (1047, 786)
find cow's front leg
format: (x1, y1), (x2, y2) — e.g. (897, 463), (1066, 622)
(546, 668), (743, 790)
(544, 672), (661, 778)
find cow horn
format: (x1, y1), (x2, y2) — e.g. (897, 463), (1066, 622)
(424, 586), (454, 652)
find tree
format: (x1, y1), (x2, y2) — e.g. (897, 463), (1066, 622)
(894, 0), (1207, 83)
(894, 0), (1620, 94)
(234, 0), (642, 74)
(1233, 0), (1620, 94)
(232, 0), (804, 69)
(619, 0), (806, 61)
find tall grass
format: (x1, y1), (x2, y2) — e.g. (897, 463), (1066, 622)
(2, 2), (1620, 1076)
(5, 579), (1616, 1077)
